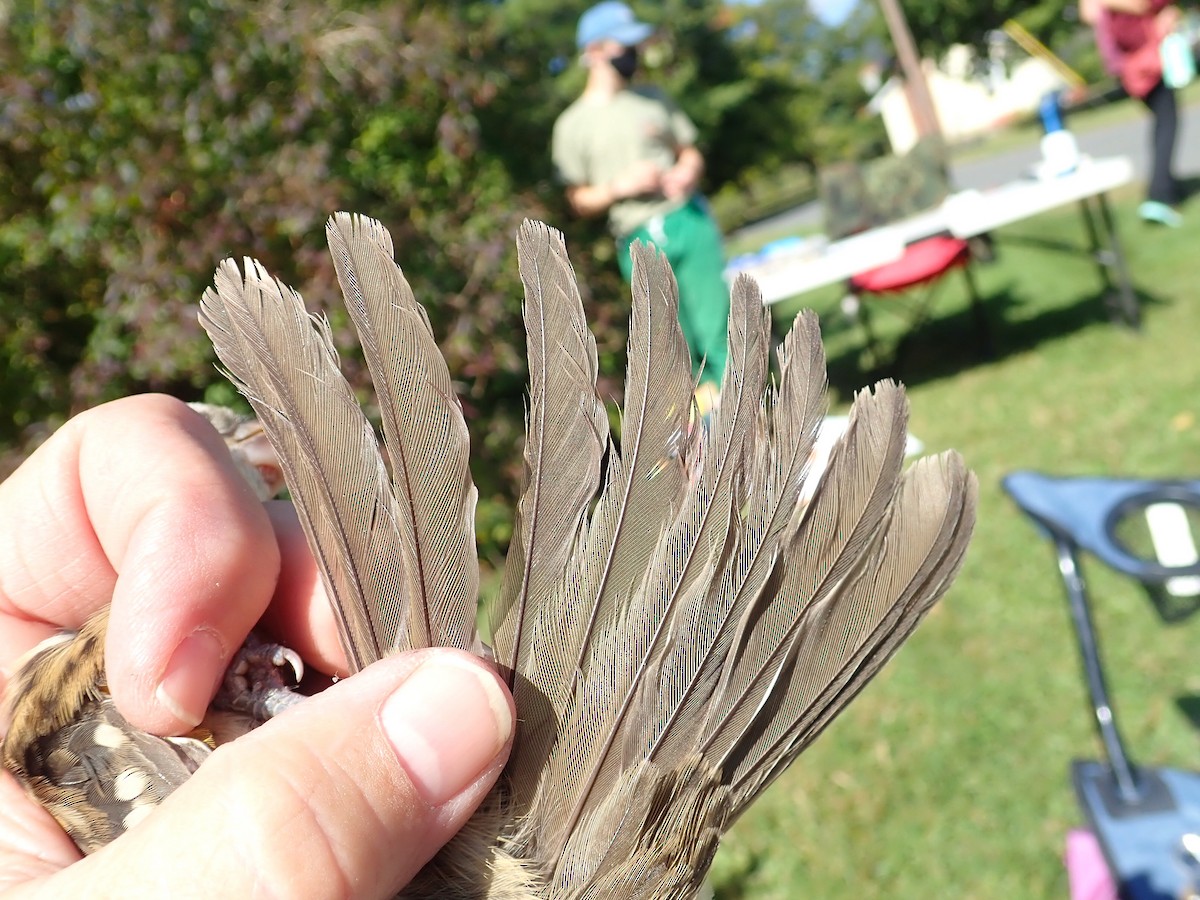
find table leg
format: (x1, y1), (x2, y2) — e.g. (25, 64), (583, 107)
(1095, 194), (1140, 329)
(1078, 194), (1141, 329)
(961, 262), (995, 358)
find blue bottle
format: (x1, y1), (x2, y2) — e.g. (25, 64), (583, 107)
(1038, 90), (1078, 176)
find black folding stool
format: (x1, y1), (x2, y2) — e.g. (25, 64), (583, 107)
(1004, 471), (1200, 899)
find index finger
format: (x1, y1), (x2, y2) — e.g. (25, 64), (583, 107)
(0, 394), (281, 735)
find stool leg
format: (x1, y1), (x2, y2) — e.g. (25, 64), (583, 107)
(1055, 539), (1142, 805)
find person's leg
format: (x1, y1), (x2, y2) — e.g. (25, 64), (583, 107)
(657, 201), (730, 387)
(1140, 81), (1181, 218)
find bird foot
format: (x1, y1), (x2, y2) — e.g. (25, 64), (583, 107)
(212, 631), (306, 722)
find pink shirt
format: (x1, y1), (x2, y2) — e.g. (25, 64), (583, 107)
(1108, 0), (1168, 52)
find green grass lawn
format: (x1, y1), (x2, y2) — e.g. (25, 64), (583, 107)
(705, 183), (1200, 897)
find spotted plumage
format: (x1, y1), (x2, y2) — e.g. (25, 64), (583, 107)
(0, 406), (296, 854)
(1, 610), (212, 852)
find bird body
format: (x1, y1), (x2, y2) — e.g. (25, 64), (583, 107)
(1, 607), (212, 853)
(1, 215), (976, 898)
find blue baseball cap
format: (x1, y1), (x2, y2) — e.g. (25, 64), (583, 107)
(576, 2), (654, 50)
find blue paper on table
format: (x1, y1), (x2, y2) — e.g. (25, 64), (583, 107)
(725, 252), (763, 272)
(725, 235), (816, 277)
(760, 236), (807, 258)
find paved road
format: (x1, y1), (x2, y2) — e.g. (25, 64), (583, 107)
(734, 95), (1200, 240)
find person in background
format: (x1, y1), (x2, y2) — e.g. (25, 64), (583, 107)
(552, 1), (729, 414)
(1082, 0), (1186, 226)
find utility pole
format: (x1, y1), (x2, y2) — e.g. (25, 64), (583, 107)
(876, 0), (942, 140)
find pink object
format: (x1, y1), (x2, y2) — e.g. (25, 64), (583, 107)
(1094, 12), (1124, 77)
(1065, 829), (1118, 900)
(1108, 0), (1169, 53)
(849, 235), (970, 294)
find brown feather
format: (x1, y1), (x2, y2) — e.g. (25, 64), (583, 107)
(326, 213), (480, 654)
(493, 221), (608, 688)
(199, 258), (409, 671)
(2, 215), (977, 900)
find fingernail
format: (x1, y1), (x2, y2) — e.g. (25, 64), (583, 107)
(156, 629), (226, 728)
(380, 654), (513, 807)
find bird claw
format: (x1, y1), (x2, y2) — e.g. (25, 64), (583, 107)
(269, 644), (304, 683)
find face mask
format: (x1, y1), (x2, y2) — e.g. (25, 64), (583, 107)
(610, 46), (639, 80)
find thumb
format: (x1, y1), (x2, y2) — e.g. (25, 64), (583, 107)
(54, 649), (514, 898)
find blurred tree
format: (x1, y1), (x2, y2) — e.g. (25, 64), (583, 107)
(700, 0), (888, 224)
(0, 0), (547, 548)
(0, 0), (890, 552)
(893, 0), (1074, 56)
(732, 0), (889, 163)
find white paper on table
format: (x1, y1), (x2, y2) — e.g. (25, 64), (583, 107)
(800, 415), (924, 504)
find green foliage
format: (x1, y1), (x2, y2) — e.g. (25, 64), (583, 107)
(708, 0), (888, 227)
(0, 1), (549, 515)
(896, 0), (1074, 56)
(0, 0), (891, 551)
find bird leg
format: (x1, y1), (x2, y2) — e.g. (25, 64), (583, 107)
(211, 631), (306, 723)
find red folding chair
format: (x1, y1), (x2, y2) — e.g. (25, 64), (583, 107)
(819, 140), (992, 371)
(848, 232), (990, 370)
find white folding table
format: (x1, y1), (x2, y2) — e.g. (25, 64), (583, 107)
(941, 156), (1139, 326)
(729, 229), (905, 306)
(729, 156), (1139, 327)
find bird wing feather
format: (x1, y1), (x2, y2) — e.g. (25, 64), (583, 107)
(527, 269), (771, 876)
(199, 213), (482, 669)
(499, 240), (695, 825)
(490, 242), (975, 896)
(493, 220), (608, 684)
(195, 219), (976, 900)
(326, 212), (479, 653)
(199, 257), (409, 670)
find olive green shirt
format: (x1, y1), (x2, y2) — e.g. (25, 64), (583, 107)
(552, 86), (699, 238)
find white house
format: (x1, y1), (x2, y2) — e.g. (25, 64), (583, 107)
(865, 47), (1070, 154)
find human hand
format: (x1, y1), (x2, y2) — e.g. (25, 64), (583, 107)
(660, 146), (703, 202)
(1156, 4), (1181, 34)
(609, 159), (663, 201)
(659, 167), (694, 201)
(0, 394), (513, 896)
(660, 163), (698, 201)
